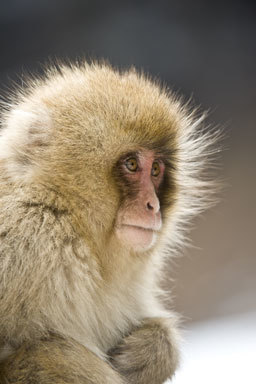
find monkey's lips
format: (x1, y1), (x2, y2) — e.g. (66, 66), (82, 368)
(121, 224), (158, 232)
(116, 224), (159, 251)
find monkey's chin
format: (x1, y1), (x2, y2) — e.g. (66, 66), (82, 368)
(116, 225), (157, 252)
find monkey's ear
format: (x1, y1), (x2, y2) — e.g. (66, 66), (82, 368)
(0, 105), (51, 182)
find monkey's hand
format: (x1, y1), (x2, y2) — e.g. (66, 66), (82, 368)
(108, 317), (180, 384)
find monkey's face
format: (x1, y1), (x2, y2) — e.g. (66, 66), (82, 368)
(0, 64), (181, 255)
(114, 150), (165, 252)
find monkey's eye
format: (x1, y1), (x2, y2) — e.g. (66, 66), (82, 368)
(125, 158), (138, 172)
(151, 161), (160, 177)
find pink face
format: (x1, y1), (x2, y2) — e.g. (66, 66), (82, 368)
(115, 150), (165, 251)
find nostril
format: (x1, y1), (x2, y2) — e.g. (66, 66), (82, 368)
(147, 202), (154, 211)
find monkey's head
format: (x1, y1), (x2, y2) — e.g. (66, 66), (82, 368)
(0, 63), (216, 254)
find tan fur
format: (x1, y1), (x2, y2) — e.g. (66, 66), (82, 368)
(0, 335), (126, 384)
(0, 62), (218, 383)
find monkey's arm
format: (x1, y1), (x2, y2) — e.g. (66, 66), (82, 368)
(108, 317), (180, 384)
(0, 335), (126, 384)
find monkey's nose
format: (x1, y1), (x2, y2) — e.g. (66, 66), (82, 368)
(146, 197), (160, 213)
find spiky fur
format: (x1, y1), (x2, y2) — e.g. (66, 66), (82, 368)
(0, 62), (219, 383)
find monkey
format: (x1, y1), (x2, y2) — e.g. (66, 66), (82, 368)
(0, 62), (218, 383)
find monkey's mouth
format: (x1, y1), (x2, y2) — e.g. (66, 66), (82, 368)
(119, 224), (158, 232)
(116, 224), (158, 250)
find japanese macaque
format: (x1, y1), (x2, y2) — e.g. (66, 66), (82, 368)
(0, 62), (218, 383)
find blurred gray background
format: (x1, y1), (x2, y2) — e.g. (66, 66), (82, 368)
(0, 0), (255, 324)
